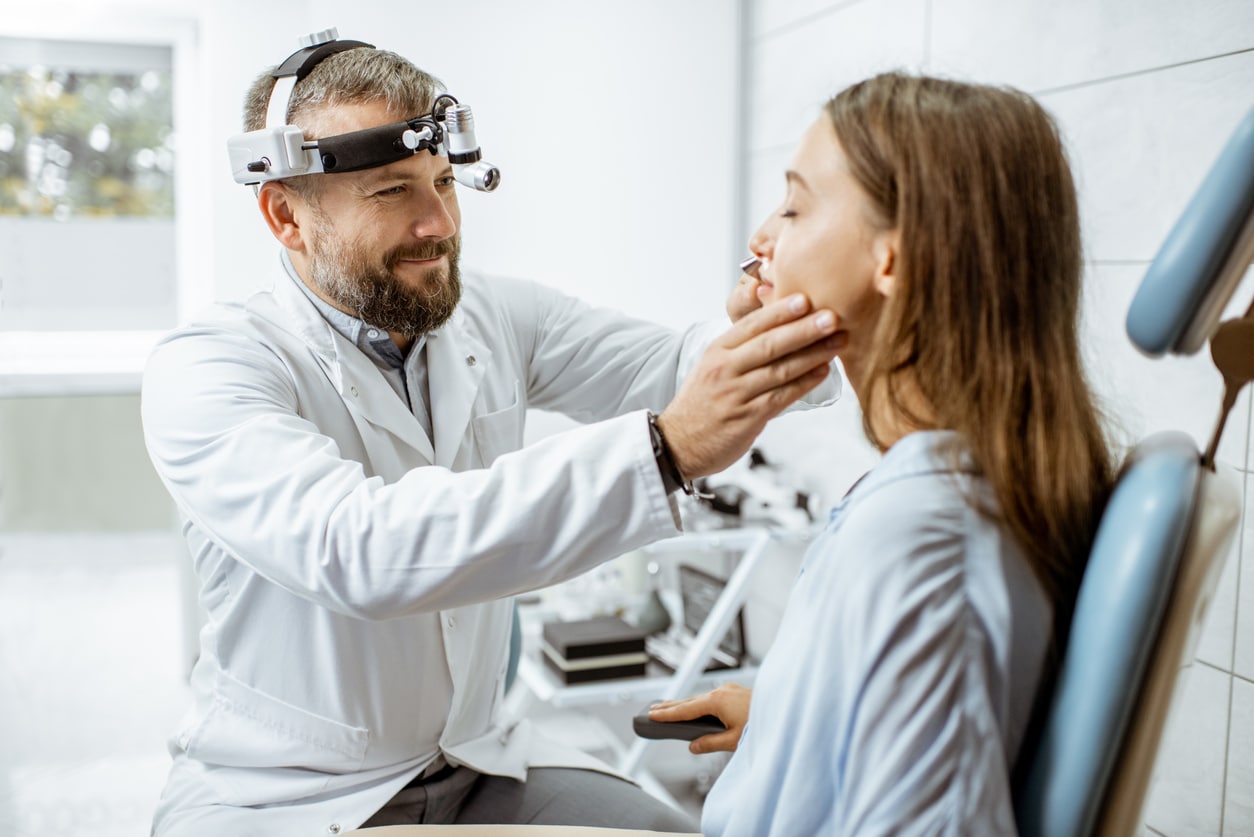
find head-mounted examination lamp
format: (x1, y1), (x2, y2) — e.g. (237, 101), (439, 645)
(227, 28), (501, 192)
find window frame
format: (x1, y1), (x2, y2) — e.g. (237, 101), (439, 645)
(0, 15), (209, 396)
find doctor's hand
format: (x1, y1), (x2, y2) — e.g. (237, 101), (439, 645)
(659, 293), (842, 481)
(726, 273), (766, 322)
(650, 683), (753, 754)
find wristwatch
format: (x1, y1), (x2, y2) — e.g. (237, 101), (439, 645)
(647, 410), (690, 496)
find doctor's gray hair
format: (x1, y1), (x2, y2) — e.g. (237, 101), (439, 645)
(243, 47), (444, 201)
(243, 46), (443, 135)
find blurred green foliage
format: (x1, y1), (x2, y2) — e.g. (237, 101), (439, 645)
(0, 65), (174, 218)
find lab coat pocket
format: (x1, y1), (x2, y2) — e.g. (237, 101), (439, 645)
(183, 668), (369, 806)
(472, 381), (524, 465)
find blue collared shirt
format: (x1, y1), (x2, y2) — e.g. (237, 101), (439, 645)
(284, 253), (434, 440)
(702, 430), (1052, 836)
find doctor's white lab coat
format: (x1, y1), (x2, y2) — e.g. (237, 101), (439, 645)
(140, 255), (838, 836)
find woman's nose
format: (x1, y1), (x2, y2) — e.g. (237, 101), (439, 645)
(748, 220), (773, 262)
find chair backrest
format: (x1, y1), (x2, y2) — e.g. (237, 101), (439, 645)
(1012, 433), (1240, 837)
(1014, 103), (1254, 837)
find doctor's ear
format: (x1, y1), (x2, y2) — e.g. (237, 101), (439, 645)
(873, 229), (901, 297)
(257, 182), (308, 253)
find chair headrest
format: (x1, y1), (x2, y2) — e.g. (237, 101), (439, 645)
(1126, 106), (1254, 357)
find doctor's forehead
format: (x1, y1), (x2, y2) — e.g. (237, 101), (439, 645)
(301, 98), (400, 139)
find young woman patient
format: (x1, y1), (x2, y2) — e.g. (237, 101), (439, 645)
(650, 72), (1114, 835)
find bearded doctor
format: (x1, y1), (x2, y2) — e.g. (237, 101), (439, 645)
(141, 33), (843, 837)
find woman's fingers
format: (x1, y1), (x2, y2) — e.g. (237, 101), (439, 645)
(649, 694), (709, 720)
(690, 729), (742, 754)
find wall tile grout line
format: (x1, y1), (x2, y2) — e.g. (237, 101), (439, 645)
(1031, 47), (1254, 98)
(1245, 385), (1253, 473)
(1233, 472), (1248, 671)
(1193, 662), (1254, 687)
(1235, 470), (1249, 837)
(1221, 614), (1235, 833)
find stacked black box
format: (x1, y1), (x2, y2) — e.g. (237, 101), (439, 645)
(541, 615), (648, 684)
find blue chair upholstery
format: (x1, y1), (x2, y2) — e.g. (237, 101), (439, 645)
(1127, 106), (1254, 356)
(1014, 433), (1200, 836)
(1013, 104), (1254, 837)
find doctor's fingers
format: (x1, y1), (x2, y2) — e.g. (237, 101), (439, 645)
(722, 309), (842, 377)
(726, 275), (763, 322)
(733, 336), (843, 406)
(717, 292), (828, 347)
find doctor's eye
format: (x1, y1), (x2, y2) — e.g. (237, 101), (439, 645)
(375, 185), (406, 197)
(779, 208), (798, 219)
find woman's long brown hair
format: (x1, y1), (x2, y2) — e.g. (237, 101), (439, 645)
(827, 73), (1114, 612)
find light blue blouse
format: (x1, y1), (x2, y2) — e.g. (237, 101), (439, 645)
(702, 430), (1052, 836)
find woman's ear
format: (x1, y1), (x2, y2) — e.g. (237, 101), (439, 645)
(872, 229), (900, 297)
(257, 182), (308, 253)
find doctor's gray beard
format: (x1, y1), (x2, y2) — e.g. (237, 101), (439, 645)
(307, 225), (462, 338)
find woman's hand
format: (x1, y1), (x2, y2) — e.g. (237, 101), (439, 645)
(649, 683), (752, 754)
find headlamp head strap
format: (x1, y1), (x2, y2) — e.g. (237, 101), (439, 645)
(316, 116), (441, 174)
(264, 37), (375, 129)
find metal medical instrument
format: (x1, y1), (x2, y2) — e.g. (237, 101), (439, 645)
(226, 28), (500, 193)
(739, 255), (761, 279)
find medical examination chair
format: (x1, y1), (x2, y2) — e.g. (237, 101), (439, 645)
(1014, 104), (1254, 836)
(346, 108), (1254, 837)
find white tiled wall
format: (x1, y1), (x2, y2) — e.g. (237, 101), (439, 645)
(742, 1), (1254, 833)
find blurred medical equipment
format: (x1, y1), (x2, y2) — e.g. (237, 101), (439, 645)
(645, 563), (746, 673)
(1012, 105), (1254, 837)
(630, 561), (673, 636)
(227, 28), (500, 192)
(693, 448), (818, 529)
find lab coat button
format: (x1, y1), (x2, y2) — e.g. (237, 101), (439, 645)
(446, 615), (457, 629)
(367, 329), (380, 338)
(350, 385), (359, 397)
(466, 355), (477, 367)
(328, 824), (341, 834)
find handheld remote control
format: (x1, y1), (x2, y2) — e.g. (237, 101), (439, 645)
(632, 707), (726, 741)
